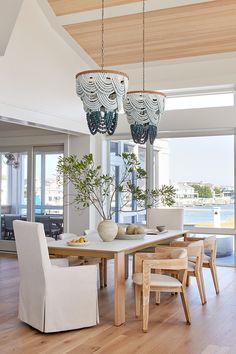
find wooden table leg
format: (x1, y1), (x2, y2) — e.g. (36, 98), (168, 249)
(114, 252), (125, 326)
(184, 232), (190, 241)
(125, 254), (129, 279)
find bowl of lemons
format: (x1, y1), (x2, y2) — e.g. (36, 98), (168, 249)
(116, 224), (146, 240)
(67, 236), (89, 247)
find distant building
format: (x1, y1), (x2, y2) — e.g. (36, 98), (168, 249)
(222, 187), (234, 198)
(174, 183), (197, 199)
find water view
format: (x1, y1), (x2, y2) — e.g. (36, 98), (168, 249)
(184, 204), (234, 228)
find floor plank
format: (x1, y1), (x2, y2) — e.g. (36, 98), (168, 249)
(1, 254), (236, 354)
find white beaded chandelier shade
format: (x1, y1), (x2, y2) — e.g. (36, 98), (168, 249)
(76, 70), (129, 135)
(124, 90), (165, 144)
(75, 0), (129, 136)
(124, 0), (166, 144)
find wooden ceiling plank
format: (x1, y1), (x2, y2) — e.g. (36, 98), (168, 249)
(61, 0), (236, 65)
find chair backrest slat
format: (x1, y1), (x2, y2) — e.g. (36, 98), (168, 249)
(135, 248), (187, 273)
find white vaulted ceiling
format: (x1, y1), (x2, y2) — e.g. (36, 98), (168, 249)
(0, 0), (23, 56)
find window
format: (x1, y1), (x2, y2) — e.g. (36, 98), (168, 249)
(109, 141), (147, 224)
(165, 93), (234, 111)
(167, 136), (234, 229)
(110, 141), (119, 156)
(34, 149), (64, 215)
(157, 135), (235, 266)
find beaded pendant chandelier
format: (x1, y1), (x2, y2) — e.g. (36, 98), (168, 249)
(76, 1), (129, 135)
(124, 0), (166, 144)
(4, 153), (20, 168)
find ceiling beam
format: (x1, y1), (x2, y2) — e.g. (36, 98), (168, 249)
(51, 0), (215, 25)
(48, 0), (140, 16)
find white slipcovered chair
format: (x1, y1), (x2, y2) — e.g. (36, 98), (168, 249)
(13, 220), (99, 333)
(147, 207), (184, 245)
(147, 207), (184, 230)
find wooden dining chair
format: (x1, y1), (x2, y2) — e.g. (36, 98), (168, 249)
(184, 235), (219, 294)
(170, 240), (207, 305)
(133, 247), (190, 332)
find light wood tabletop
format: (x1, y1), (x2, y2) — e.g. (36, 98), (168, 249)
(48, 229), (189, 326)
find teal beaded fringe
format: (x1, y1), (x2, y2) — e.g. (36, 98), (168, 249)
(130, 124), (157, 145)
(86, 111), (118, 135)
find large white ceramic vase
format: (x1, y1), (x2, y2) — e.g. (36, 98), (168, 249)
(97, 219), (118, 242)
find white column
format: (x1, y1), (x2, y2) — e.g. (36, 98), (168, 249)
(146, 141), (154, 192)
(90, 134), (105, 229)
(65, 134), (92, 235)
(146, 141), (154, 226)
(64, 134), (104, 235)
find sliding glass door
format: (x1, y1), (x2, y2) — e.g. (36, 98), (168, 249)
(34, 147), (63, 216)
(33, 147), (64, 237)
(0, 145), (64, 250)
(0, 150), (29, 249)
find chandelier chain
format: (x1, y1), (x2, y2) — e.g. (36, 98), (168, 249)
(142, 0), (145, 91)
(101, 0), (105, 69)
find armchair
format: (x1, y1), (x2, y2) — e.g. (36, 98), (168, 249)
(133, 247), (190, 332)
(184, 235), (219, 294)
(170, 240), (206, 305)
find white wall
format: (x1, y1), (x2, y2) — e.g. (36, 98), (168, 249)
(114, 105), (236, 138)
(0, 0), (91, 134)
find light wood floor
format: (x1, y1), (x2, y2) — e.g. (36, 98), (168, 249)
(1, 254), (236, 354)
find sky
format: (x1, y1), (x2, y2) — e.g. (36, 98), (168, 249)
(168, 136), (234, 186)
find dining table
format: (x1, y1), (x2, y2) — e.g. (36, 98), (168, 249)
(48, 229), (189, 326)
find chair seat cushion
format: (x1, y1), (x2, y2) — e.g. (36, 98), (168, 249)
(133, 273), (182, 287)
(188, 261), (196, 271)
(189, 254), (210, 264)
